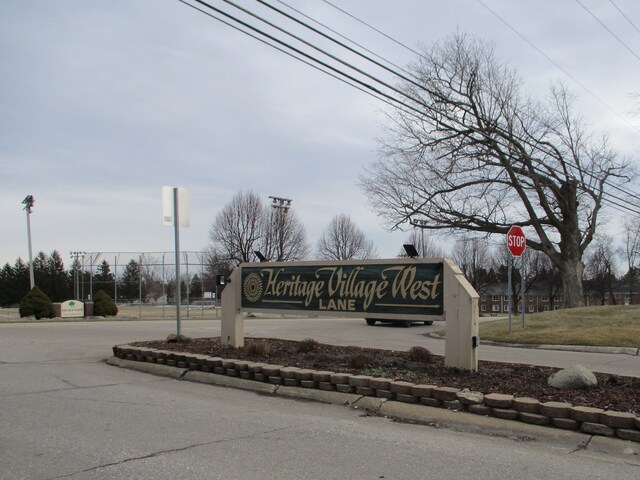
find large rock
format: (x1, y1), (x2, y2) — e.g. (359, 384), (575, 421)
(548, 365), (597, 390)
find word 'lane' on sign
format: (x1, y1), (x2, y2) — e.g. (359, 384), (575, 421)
(241, 262), (444, 315)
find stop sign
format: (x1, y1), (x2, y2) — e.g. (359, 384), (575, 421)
(507, 225), (526, 257)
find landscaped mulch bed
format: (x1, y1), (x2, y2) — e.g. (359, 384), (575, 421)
(136, 336), (639, 415)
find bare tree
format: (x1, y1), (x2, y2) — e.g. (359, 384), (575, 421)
(209, 191), (264, 265)
(584, 234), (618, 305)
(139, 254), (162, 300)
(209, 191), (309, 265)
(398, 229), (445, 258)
(494, 244), (550, 312)
(261, 206), (310, 261)
(317, 214), (377, 260)
(451, 236), (491, 293)
(361, 33), (630, 308)
(621, 218), (640, 303)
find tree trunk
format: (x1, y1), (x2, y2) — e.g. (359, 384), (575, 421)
(558, 259), (585, 308)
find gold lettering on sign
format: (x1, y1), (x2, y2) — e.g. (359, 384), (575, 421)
(384, 266), (441, 301)
(262, 268), (325, 307)
(255, 264), (441, 312)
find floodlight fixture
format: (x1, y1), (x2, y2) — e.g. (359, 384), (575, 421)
(22, 195), (35, 213)
(403, 244), (419, 258)
(254, 251), (267, 262)
(269, 196), (292, 211)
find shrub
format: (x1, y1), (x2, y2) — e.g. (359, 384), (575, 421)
(407, 346), (434, 363)
(349, 353), (373, 369)
(19, 286), (54, 319)
(93, 290), (118, 317)
(246, 340), (270, 357)
(166, 334), (192, 343)
(297, 338), (319, 353)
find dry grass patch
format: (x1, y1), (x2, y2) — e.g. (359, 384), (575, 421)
(479, 305), (640, 347)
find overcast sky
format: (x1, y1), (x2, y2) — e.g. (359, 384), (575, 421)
(1, 0), (639, 270)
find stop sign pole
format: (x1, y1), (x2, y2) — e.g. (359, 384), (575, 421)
(507, 226), (526, 331)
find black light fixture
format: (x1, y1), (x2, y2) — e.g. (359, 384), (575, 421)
(403, 244), (419, 258)
(254, 251), (267, 262)
(216, 274), (227, 286)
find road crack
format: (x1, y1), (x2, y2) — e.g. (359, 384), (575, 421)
(45, 424), (300, 479)
(570, 435), (594, 453)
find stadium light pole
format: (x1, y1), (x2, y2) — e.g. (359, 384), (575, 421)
(70, 251), (86, 300)
(269, 196), (292, 261)
(22, 195), (35, 289)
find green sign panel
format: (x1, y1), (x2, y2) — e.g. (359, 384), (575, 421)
(241, 262), (443, 316)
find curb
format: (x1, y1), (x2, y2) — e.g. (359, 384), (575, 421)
(106, 347), (640, 446)
(427, 333), (640, 356)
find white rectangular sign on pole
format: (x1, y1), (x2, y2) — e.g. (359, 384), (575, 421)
(162, 186), (190, 337)
(162, 186), (190, 227)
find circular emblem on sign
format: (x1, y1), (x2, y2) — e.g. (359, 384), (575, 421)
(243, 273), (263, 302)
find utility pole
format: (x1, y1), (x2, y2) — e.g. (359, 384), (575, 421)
(22, 195), (35, 289)
(269, 196), (292, 261)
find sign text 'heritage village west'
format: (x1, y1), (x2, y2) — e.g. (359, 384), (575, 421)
(241, 263), (444, 316)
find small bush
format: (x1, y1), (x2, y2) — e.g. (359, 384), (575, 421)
(166, 334), (192, 343)
(246, 340), (270, 357)
(407, 346), (433, 363)
(297, 338), (319, 353)
(349, 353), (373, 369)
(19, 287), (54, 319)
(93, 290), (118, 317)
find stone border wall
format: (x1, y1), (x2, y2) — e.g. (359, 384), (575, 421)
(112, 345), (640, 443)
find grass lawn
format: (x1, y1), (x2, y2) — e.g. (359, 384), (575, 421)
(0, 304), (221, 323)
(479, 305), (640, 348)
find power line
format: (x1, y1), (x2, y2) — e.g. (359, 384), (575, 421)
(178, 0), (639, 218)
(609, 0), (640, 35)
(176, 0), (402, 109)
(575, 0), (640, 62)
(273, 1), (640, 214)
(475, 0), (637, 131)
(309, 1), (640, 211)
(320, 0), (422, 58)
(276, 0), (414, 79)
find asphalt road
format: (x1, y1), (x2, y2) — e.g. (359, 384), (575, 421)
(1, 319), (639, 479)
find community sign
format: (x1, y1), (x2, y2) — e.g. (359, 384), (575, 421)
(222, 258), (479, 371)
(240, 261), (444, 319)
(60, 300), (84, 318)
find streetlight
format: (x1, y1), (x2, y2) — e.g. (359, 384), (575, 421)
(22, 195), (35, 289)
(269, 196), (292, 262)
(410, 218), (429, 258)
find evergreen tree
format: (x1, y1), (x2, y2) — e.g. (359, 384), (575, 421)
(93, 290), (118, 317)
(95, 260), (115, 298)
(0, 263), (15, 306)
(118, 259), (145, 301)
(44, 251), (69, 301)
(68, 257), (81, 299)
(189, 274), (203, 300)
(19, 286), (54, 319)
(13, 258), (30, 302)
(181, 279), (188, 301)
(33, 251), (47, 290)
